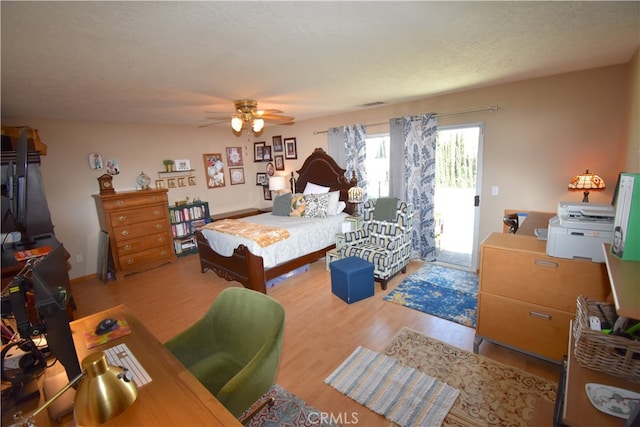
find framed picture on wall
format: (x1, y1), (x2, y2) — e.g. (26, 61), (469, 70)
(263, 185), (272, 200)
(174, 159), (191, 171)
(272, 135), (283, 153)
(274, 155), (285, 171)
(188, 176), (197, 186)
(229, 167), (245, 185)
(203, 153), (225, 188)
(284, 137), (297, 159)
(155, 179), (164, 189)
(254, 142), (265, 162)
(256, 172), (267, 186)
(226, 147), (243, 166)
(262, 146), (272, 161)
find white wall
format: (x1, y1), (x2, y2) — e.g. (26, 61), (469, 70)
(3, 61), (633, 280)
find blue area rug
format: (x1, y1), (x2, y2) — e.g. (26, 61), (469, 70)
(384, 264), (478, 327)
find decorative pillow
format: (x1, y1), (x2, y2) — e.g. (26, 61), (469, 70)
(303, 182), (330, 195)
(303, 193), (330, 218)
(326, 191), (340, 215)
(335, 201), (346, 214)
(290, 194), (306, 217)
(272, 193), (292, 216)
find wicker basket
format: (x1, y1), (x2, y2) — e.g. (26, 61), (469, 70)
(573, 295), (640, 383)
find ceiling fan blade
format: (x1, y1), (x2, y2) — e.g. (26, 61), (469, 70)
(257, 108), (284, 115)
(261, 114), (295, 122)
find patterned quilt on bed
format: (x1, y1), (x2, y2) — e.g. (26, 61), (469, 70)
(202, 219), (290, 247)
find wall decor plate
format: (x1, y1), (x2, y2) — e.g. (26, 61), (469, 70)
(585, 383), (640, 419)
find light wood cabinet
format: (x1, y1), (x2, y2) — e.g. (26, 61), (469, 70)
(94, 189), (176, 279)
(474, 232), (609, 362)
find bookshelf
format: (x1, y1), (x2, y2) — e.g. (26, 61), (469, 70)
(169, 201), (210, 256)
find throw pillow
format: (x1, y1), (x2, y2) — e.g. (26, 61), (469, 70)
(290, 194), (306, 216)
(272, 193), (292, 216)
(303, 182), (330, 195)
(326, 191), (340, 215)
(303, 193), (330, 218)
(335, 201), (346, 214)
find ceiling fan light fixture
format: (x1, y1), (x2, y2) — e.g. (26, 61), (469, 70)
(231, 116), (243, 132)
(252, 118), (264, 132)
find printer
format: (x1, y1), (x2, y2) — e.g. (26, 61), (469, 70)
(546, 201), (614, 263)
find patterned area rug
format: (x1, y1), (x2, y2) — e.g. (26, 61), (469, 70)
(384, 263), (478, 327)
(325, 346), (460, 427)
(384, 327), (558, 427)
(241, 384), (338, 427)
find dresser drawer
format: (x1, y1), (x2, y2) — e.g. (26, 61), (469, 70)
(112, 219), (170, 242)
(118, 245), (174, 271)
(477, 292), (572, 361)
(480, 246), (608, 312)
(109, 206), (167, 226)
(102, 193), (168, 211)
(115, 232), (171, 254)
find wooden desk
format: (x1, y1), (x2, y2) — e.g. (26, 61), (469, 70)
(562, 321), (640, 426)
(13, 305), (241, 426)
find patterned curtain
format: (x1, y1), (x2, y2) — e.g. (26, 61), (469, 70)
(343, 124), (367, 193)
(403, 114), (438, 261)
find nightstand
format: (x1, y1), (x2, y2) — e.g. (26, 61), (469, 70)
(345, 215), (364, 231)
(325, 248), (341, 271)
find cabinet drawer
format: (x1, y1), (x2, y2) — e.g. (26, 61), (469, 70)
(480, 246), (608, 312)
(115, 232), (171, 254)
(477, 292), (572, 361)
(118, 245), (174, 271)
(112, 219), (170, 242)
(102, 193), (168, 211)
(109, 206), (166, 226)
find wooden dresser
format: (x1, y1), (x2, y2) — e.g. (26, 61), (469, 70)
(474, 231), (609, 362)
(94, 189), (176, 279)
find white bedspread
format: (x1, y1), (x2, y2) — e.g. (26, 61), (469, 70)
(200, 212), (348, 268)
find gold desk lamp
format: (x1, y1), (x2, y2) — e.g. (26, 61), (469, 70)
(10, 352), (137, 426)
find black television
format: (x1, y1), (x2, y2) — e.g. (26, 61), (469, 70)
(30, 243), (81, 382)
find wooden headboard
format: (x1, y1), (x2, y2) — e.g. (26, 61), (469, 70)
(295, 148), (357, 215)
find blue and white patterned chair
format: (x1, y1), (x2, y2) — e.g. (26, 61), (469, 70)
(339, 199), (413, 290)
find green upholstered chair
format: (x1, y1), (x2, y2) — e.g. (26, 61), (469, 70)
(165, 287), (285, 419)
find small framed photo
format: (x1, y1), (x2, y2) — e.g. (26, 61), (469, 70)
(266, 162), (275, 177)
(229, 167), (245, 185)
(226, 147), (243, 166)
(256, 172), (267, 186)
(272, 135), (283, 153)
(188, 176), (197, 186)
(178, 177), (186, 187)
(284, 137), (297, 159)
(167, 178), (177, 189)
(174, 159), (191, 171)
(263, 146), (272, 161)
(274, 155), (285, 171)
(254, 142), (265, 162)
(263, 185), (272, 200)
(89, 152), (104, 170)
(155, 179), (164, 189)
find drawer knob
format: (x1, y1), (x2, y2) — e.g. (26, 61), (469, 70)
(121, 230), (129, 236)
(153, 210), (160, 216)
(534, 260), (559, 268)
(117, 200), (124, 206)
(124, 244), (131, 250)
(158, 237), (165, 242)
(118, 215), (126, 222)
(529, 311), (552, 320)
(155, 224), (162, 229)
(127, 259), (134, 265)
(160, 250), (167, 256)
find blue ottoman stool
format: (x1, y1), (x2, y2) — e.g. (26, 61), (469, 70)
(330, 256), (374, 304)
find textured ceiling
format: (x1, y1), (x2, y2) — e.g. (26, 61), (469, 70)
(1, 1), (639, 127)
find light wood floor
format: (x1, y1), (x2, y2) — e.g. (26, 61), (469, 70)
(71, 255), (560, 426)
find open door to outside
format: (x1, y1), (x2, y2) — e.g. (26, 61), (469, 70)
(434, 124), (483, 271)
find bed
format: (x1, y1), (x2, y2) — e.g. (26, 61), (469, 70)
(195, 147), (357, 294)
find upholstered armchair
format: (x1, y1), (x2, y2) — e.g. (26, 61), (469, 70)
(165, 287), (285, 420)
(339, 198), (413, 290)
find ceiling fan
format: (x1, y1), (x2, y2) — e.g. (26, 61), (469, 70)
(201, 99), (295, 132)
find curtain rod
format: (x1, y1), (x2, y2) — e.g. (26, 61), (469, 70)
(312, 104), (499, 135)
